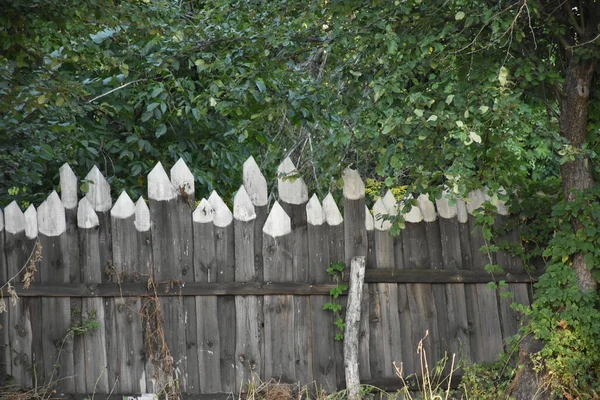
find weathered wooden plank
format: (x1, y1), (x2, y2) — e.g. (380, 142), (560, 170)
(396, 284), (415, 376)
(192, 199), (221, 394)
(77, 198), (109, 394)
(148, 162), (187, 393)
(111, 192), (145, 393)
(0, 208), (8, 381)
(208, 191), (236, 392)
(306, 195), (336, 392)
(233, 186), (262, 392)
(4, 202), (33, 388)
(277, 158), (312, 387)
(322, 193), (345, 387)
(263, 202), (295, 383)
(344, 256), (366, 400)
(60, 164), (86, 394)
(38, 193), (75, 392)
(382, 191), (404, 269)
(373, 199), (394, 269)
(365, 206), (376, 270)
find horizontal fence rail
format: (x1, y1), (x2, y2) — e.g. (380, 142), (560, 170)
(0, 156), (536, 396)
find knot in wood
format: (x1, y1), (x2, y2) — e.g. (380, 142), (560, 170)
(577, 79), (589, 97)
(238, 354), (245, 363)
(187, 341), (195, 349)
(182, 267), (188, 276)
(13, 351), (28, 366)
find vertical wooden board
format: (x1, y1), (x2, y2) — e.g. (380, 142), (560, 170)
(4, 202), (33, 388)
(0, 208), (8, 381)
(77, 198), (109, 394)
(37, 194), (75, 392)
(111, 192), (145, 393)
(401, 205), (428, 269)
(382, 191), (404, 269)
(456, 199), (473, 270)
(306, 195), (336, 392)
(343, 169), (367, 266)
(243, 156), (268, 280)
(263, 202), (295, 383)
(208, 191), (236, 392)
(365, 206), (376, 269)
(192, 199), (221, 394)
(233, 186), (263, 391)
(148, 162), (187, 393)
(377, 284), (402, 377)
(367, 283), (385, 379)
(397, 284), (415, 376)
(406, 283), (440, 371)
(373, 199), (394, 269)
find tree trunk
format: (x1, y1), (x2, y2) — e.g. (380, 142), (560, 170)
(559, 57), (597, 293)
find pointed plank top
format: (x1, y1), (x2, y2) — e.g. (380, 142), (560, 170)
(170, 158), (195, 196)
(456, 198), (468, 223)
(78, 197), (99, 229)
(111, 191), (135, 219)
(342, 169), (365, 200)
(135, 197), (151, 232)
(38, 191), (66, 236)
(148, 162), (177, 201)
(466, 189), (486, 215)
(306, 194), (324, 226)
(243, 156), (268, 207)
(4, 201), (24, 234)
(85, 165), (112, 212)
(263, 201), (291, 237)
(365, 205), (374, 231)
(418, 194), (437, 222)
(277, 156), (308, 205)
(208, 191), (233, 227)
(24, 204), (38, 239)
(484, 187), (509, 216)
(403, 196), (423, 223)
(323, 193), (343, 226)
(435, 191), (457, 219)
(193, 198), (214, 223)
(59, 163), (78, 209)
(0, 208), (3, 232)
(373, 198), (391, 231)
(233, 185), (256, 222)
(382, 190), (399, 216)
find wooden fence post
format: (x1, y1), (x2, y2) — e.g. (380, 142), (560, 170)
(344, 256), (366, 400)
(0, 208), (7, 382)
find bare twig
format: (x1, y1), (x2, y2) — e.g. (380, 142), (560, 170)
(87, 79), (146, 104)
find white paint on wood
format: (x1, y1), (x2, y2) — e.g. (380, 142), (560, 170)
(342, 169), (365, 200)
(456, 199), (468, 223)
(322, 193), (343, 226)
(372, 198), (391, 231)
(277, 157), (308, 205)
(364, 206), (374, 231)
(403, 197), (423, 223)
(262, 201), (291, 237)
(24, 204), (38, 239)
(382, 190), (399, 216)
(243, 156), (268, 207)
(484, 187), (509, 216)
(77, 197), (99, 229)
(170, 158), (195, 196)
(135, 197), (151, 232)
(466, 189), (486, 215)
(193, 199), (214, 223)
(306, 194), (324, 226)
(59, 163), (78, 209)
(0, 208), (3, 232)
(4, 201), (24, 234)
(111, 191), (135, 220)
(148, 162), (177, 201)
(435, 191), (457, 219)
(38, 191), (66, 237)
(208, 191), (233, 228)
(233, 186), (256, 222)
(418, 194), (437, 222)
(85, 165), (112, 212)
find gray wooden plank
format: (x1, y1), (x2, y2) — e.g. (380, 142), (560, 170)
(397, 284), (415, 376)
(0, 209), (8, 382)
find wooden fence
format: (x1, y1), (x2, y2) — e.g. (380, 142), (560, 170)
(0, 156), (536, 397)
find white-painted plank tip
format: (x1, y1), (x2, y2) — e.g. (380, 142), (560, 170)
(77, 197), (99, 229)
(4, 201), (24, 234)
(233, 185), (256, 222)
(456, 199), (468, 223)
(418, 194), (437, 222)
(373, 198), (392, 231)
(24, 204), (38, 239)
(382, 190), (399, 216)
(364, 205), (374, 231)
(208, 191), (233, 227)
(435, 193), (458, 219)
(306, 194), (324, 226)
(277, 157), (308, 205)
(111, 191), (135, 219)
(59, 163), (78, 209)
(134, 197), (151, 232)
(322, 193), (343, 226)
(148, 162), (177, 201)
(84, 165), (112, 212)
(38, 191), (66, 236)
(170, 158), (195, 196)
(466, 189), (486, 215)
(243, 156), (268, 207)
(0, 208), (3, 232)
(342, 169), (365, 200)
(193, 198), (215, 223)
(403, 196), (423, 223)
(263, 201), (291, 237)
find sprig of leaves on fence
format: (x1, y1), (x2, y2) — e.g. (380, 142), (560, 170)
(323, 261), (348, 341)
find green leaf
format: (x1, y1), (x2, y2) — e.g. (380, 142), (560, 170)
(455, 11), (465, 20)
(155, 124), (167, 138)
(255, 79), (266, 93)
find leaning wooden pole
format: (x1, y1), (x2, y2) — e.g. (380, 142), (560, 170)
(344, 256), (366, 400)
